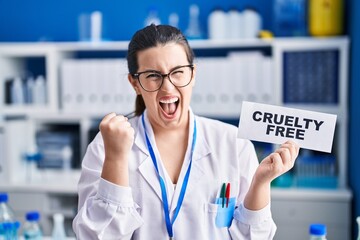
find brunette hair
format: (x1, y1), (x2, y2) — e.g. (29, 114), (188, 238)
(127, 24), (195, 116)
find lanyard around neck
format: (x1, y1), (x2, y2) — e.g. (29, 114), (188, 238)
(141, 114), (197, 238)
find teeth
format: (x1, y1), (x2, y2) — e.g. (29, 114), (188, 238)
(159, 97), (179, 104)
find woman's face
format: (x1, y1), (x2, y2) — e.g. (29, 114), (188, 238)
(129, 43), (196, 131)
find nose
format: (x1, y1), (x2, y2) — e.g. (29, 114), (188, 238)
(160, 74), (176, 91)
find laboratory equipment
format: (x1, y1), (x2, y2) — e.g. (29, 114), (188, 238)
(33, 75), (47, 105)
(10, 77), (25, 105)
(51, 213), (66, 240)
(242, 8), (262, 38)
(309, 223), (327, 240)
(208, 8), (227, 39)
(185, 4), (203, 39)
(0, 193), (19, 239)
(23, 211), (42, 240)
(309, 0), (343, 36)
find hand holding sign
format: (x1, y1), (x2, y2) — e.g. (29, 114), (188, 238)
(238, 101), (337, 153)
(244, 139), (300, 210)
(254, 140), (299, 184)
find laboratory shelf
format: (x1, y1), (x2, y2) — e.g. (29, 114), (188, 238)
(0, 170), (81, 194)
(271, 187), (352, 200)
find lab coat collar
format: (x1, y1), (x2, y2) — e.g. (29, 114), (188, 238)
(132, 114), (148, 155)
(135, 109), (211, 205)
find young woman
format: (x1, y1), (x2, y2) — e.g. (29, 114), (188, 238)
(73, 24), (299, 239)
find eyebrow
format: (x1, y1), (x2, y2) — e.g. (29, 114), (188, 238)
(139, 64), (188, 74)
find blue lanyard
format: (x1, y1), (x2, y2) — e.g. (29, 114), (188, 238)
(141, 114), (197, 238)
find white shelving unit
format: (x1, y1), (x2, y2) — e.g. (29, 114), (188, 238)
(0, 37), (351, 239)
(0, 43), (61, 115)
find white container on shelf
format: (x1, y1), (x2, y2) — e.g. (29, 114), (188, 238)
(25, 77), (34, 104)
(10, 77), (25, 105)
(90, 11), (102, 42)
(208, 8), (227, 39)
(33, 75), (46, 105)
(242, 8), (262, 38)
(227, 9), (243, 39)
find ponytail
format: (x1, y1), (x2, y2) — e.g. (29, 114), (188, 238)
(135, 95), (146, 116)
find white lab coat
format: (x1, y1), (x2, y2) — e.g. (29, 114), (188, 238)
(73, 110), (277, 239)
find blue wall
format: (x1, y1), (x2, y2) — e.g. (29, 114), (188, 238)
(349, 0), (360, 237)
(0, 0), (273, 42)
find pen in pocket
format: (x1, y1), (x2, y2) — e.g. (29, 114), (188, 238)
(226, 183), (230, 208)
(220, 182), (231, 208)
(220, 183), (226, 208)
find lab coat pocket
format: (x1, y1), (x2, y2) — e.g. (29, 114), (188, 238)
(214, 197), (235, 228)
(206, 197), (235, 228)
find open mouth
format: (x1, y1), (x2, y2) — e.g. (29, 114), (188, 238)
(159, 97), (179, 116)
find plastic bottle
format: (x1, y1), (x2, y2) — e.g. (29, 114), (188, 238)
(242, 8), (262, 38)
(51, 213), (66, 240)
(208, 8), (227, 40)
(32, 75), (47, 105)
(90, 11), (103, 42)
(309, 223), (327, 240)
(25, 76), (35, 104)
(10, 77), (25, 105)
(227, 8), (243, 39)
(309, 0), (343, 36)
(0, 192), (19, 239)
(23, 211), (42, 240)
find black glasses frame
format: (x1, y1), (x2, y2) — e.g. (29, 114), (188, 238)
(132, 64), (194, 92)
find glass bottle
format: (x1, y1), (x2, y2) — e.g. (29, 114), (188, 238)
(23, 211), (42, 240)
(51, 213), (66, 240)
(309, 223), (327, 240)
(0, 192), (19, 240)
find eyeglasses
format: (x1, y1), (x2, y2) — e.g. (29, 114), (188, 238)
(132, 64), (194, 92)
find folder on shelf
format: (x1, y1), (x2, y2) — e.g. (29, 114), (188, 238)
(225, 51), (275, 115)
(96, 60), (113, 113)
(192, 57), (220, 116)
(86, 60), (100, 113)
(191, 57), (207, 115)
(217, 58), (234, 117)
(205, 58), (221, 116)
(61, 59), (135, 115)
(77, 60), (89, 113)
(60, 60), (77, 113)
(228, 54), (246, 114)
(118, 59), (136, 114)
(259, 57), (275, 104)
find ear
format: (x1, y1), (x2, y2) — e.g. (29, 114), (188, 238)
(128, 73), (141, 95)
(191, 64), (197, 86)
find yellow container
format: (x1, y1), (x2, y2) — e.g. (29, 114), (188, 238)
(309, 0), (343, 36)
